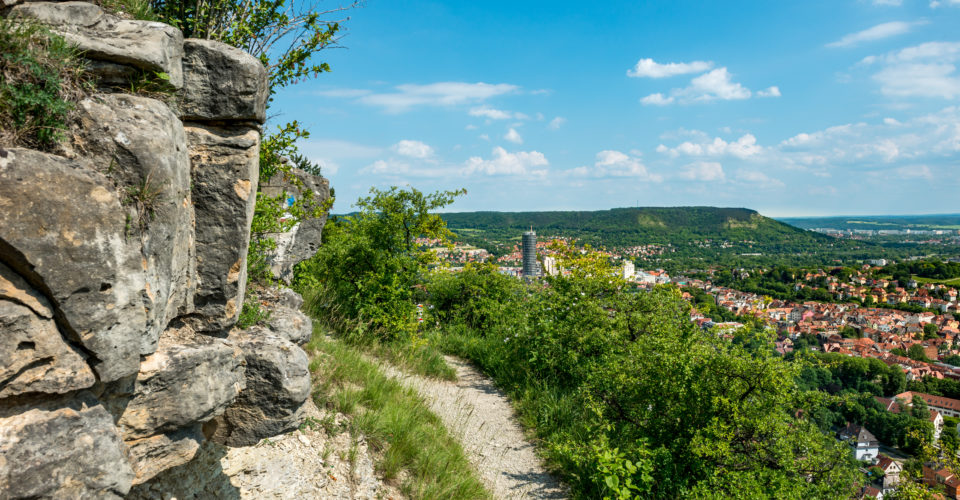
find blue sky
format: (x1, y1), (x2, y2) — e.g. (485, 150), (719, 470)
(272, 0), (960, 217)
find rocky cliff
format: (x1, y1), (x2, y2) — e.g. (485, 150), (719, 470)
(0, 3), (326, 497)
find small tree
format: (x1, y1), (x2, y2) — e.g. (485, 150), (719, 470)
(295, 186), (465, 340)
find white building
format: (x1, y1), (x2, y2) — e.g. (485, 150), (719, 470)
(622, 261), (635, 280)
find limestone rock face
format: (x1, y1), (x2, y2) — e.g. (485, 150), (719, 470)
(0, 147), (147, 382)
(0, 7), (317, 495)
(209, 327), (311, 446)
(107, 328), (244, 484)
(72, 93), (196, 355)
(0, 394), (135, 499)
(9, 2), (185, 88)
(181, 39), (269, 123)
(185, 123), (260, 333)
(0, 262), (96, 399)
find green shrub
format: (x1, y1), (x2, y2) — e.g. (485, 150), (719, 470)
(426, 245), (861, 499)
(0, 19), (89, 151)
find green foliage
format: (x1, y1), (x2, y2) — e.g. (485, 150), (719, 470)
(426, 248), (860, 498)
(908, 344), (931, 363)
(237, 294), (270, 328)
(296, 186), (465, 341)
(0, 19), (89, 151)
(247, 122), (334, 284)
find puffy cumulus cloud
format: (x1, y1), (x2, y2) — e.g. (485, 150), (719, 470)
(627, 58), (714, 78)
(757, 86), (781, 97)
(463, 147), (549, 177)
(679, 161), (725, 182)
(548, 116), (567, 130)
(657, 133), (763, 159)
(863, 42), (960, 99)
(504, 128), (523, 144)
(335, 82), (519, 113)
(640, 93), (675, 106)
(683, 68), (752, 101)
(469, 106), (529, 120)
(826, 21), (925, 48)
(391, 140), (434, 159)
(568, 150), (663, 180)
(642, 68), (764, 105)
(930, 0), (960, 8)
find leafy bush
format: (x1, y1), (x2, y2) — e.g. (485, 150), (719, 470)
(0, 19), (89, 151)
(296, 186), (464, 341)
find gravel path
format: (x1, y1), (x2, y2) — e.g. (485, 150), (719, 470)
(377, 355), (568, 499)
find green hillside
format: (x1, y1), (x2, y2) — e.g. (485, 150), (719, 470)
(440, 207), (887, 269)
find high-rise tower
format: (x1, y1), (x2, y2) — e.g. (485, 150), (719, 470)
(522, 230), (539, 277)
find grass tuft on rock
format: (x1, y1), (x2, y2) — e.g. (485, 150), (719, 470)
(0, 19), (89, 151)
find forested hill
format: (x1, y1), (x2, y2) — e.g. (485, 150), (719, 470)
(442, 206), (832, 249)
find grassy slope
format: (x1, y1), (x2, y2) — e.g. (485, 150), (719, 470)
(306, 327), (489, 499)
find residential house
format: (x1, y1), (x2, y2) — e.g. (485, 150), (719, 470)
(840, 423), (880, 462)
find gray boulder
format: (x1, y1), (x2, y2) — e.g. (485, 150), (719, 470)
(116, 328), (244, 440)
(209, 327), (310, 446)
(9, 2), (184, 88)
(0, 393), (135, 499)
(181, 38), (269, 123)
(185, 123), (260, 333)
(0, 147), (147, 382)
(277, 287), (305, 310)
(267, 306), (313, 346)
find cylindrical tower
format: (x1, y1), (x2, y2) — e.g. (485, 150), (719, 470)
(522, 230), (539, 277)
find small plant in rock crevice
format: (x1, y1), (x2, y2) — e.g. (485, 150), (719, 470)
(123, 170), (164, 232)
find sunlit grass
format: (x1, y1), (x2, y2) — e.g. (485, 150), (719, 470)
(306, 326), (489, 500)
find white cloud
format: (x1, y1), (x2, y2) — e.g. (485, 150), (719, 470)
(469, 106), (528, 120)
(641, 93), (675, 106)
(683, 68), (752, 101)
(658, 134), (763, 159)
(463, 147), (548, 177)
(504, 128), (523, 144)
(588, 150), (661, 180)
(757, 86), (782, 97)
(735, 169), (785, 187)
(548, 116), (567, 130)
(679, 161), (725, 182)
(866, 42), (960, 99)
(826, 21), (924, 48)
(627, 58), (714, 78)
(931, 0), (960, 8)
(391, 140), (434, 159)
(349, 82), (518, 113)
(479, 134), (490, 141)
(873, 0), (902, 5)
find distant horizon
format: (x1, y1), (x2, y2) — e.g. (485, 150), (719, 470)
(333, 205), (960, 220)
